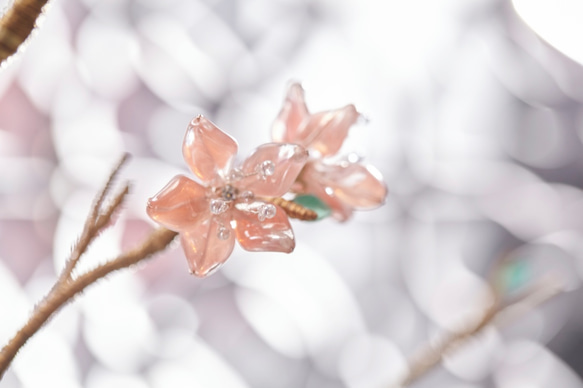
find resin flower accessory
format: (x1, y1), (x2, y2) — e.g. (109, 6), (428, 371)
(147, 115), (308, 277)
(272, 83), (388, 221)
(147, 85), (388, 277)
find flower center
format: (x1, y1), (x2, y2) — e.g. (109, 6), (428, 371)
(210, 185), (237, 215)
(220, 184), (238, 201)
(209, 184), (254, 216)
(207, 159), (279, 241)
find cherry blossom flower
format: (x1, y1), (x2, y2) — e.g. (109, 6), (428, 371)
(272, 83), (388, 221)
(147, 115), (308, 277)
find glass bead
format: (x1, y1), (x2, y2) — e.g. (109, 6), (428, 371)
(210, 199), (229, 215)
(257, 203), (276, 221)
(239, 190), (254, 202)
(217, 226), (230, 240)
(257, 160), (275, 178)
(229, 168), (244, 181)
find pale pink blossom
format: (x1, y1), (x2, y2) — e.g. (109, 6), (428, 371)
(147, 115), (308, 277)
(272, 83), (388, 221)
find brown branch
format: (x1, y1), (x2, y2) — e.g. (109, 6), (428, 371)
(0, 227), (177, 380)
(264, 197), (317, 221)
(0, 0), (48, 63)
(393, 278), (564, 387)
(58, 154), (130, 284)
(91, 154), (130, 222)
(0, 154), (178, 380)
(94, 184), (130, 230)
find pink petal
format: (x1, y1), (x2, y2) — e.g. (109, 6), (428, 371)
(146, 175), (209, 230)
(298, 167), (353, 221)
(300, 161), (388, 221)
(183, 115), (238, 184)
(238, 143), (308, 197)
(272, 83), (309, 144)
(302, 104), (359, 156)
(180, 215), (235, 277)
(233, 202), (295, 253)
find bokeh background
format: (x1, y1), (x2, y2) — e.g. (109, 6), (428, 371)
(1, 0), (583, 387)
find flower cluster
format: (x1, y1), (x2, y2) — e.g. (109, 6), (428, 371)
(147, 83), (387, 277)
(273, 83), (388, 221)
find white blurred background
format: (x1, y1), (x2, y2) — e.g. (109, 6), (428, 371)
(2, 0), (583, 387)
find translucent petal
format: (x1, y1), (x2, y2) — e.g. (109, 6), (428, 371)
(146, 175), (208, 230)
(302, 104), (359, 156)
(300, 161), (387, 221)
(180, 215), (235, 277)
(183, 115), (238, 184)
(233, 202), (295, 253)
(238, 143), (308, 197)
(272, 83), (309, 144)
(298, 170), (353, 222)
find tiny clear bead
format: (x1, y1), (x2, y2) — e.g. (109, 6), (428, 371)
(240, 190), (254, 202)
(257, 203), (276, 221)
(217, 226), (230, 240)
(229, 168), (244, 181)
(292, 147), (309, 161)
(257, 160), (275, 178)
(210, 199), (229, 215)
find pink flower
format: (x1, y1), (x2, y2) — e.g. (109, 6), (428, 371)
(147, 115), (308, 277)
(272, 83), (388, 221)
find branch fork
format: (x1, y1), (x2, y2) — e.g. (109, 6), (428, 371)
(0, 154), (177, 379)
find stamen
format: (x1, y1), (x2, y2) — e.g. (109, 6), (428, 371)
(257, 203), (276, 221)
(210, 199), (229, 215)
(256, 160), (275, 179)
(229, 168), (244, 181)
(239, 190), (254, 202)
(217, 226), (230, 240)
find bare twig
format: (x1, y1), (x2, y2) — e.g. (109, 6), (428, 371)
(91, 154), (130, 222)
(58, 154), (130, 283)
(0, 155), (178, 380)
(0, 0), (48, 64)
(94, 183), (130, 231)
(394, 278), (564, 387)
(0, 227), (177, 380)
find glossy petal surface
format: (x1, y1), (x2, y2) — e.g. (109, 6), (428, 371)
(303, 104), (359, 156)
(272, 83), (308, 144)
(272, 83), (359, 156)
(183, 115), (238, 184)
(146, 175), (208, 230)
(299, 170), (353, 222)
(234, 202), (295, 253)
(300, 161), (387, 221)
(239, 143), (308, 197)
(180, 214), (235, 277)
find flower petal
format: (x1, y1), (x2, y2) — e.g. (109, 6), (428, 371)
(180, 215), (235, 277)
(146, 175), (208, 230)
(329, 163), (387, 208)
(298, 167), (353, 222)
(183, 115), (238, 184)
(300, 161), (388, 221)
(234, 202), (295, 253)
(272, 83), (309, 144)
(303, 104), (359, 156)
(238, 143), (308, 197)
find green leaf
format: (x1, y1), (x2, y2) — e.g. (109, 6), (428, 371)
(293, 194), (331, 221)
(501, 261), (531, 294)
